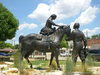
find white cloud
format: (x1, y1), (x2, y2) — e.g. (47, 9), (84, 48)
(19, 33), (25, 36)
(19, 22), (38, 30)
(82, 27), (100, 37)
(70, 6), (98, 30)
(73, 6), (98, 25)
(28, 0), (91, 22)
(28, 3), (50, 22)
(50, 0), (91, 19)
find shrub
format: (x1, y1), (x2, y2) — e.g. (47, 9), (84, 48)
(49, 60), (57, 70)
(63, 57), (74, 75)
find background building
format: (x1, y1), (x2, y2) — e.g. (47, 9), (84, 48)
(87, 38), (100, 49)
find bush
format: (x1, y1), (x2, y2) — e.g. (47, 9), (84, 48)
(63, 58), (74, 75)
(0, 41), (14, 49)
(13, 51), (28, 69)
(49, 60), (57, 70)
(86, 55), (95, 66)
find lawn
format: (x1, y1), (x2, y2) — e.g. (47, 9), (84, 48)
(31, 60), (66, 68)
(0, 57), (100, 75)
(22, 59), (100, 69)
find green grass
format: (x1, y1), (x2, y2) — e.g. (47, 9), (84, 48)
(31, 60), (49, 68)
(31, 60), (66, 68)
(17, 60), (66, 69)
(31, 60), (66, 65)
(59, 60), (66, 65)
(86, 56), (100, 67)
(31, 60), (48, 66)
(13, 57), (100, 70)
(93, 62), (100, 66)
(23, 59), (100, 67)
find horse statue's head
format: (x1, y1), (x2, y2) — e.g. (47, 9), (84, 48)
(57, 25), (71, 37)
(52, 25), (71, 43)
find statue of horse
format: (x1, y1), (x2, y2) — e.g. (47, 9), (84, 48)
(19, 25), (71, 70)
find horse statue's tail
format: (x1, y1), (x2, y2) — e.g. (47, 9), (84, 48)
(19, 35), (24, 54)
(19, 35), (24, 43)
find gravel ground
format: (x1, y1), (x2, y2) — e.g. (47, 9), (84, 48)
(0, 61), (100, 75)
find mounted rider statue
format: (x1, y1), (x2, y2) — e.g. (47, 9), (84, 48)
(40, 14), (60, 36)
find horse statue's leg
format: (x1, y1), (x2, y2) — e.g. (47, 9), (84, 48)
(49, 52), (54, 66)
(55, 50), (62, 70)
(24, 56), (33, 68)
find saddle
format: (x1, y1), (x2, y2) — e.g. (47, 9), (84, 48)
(42, 35), (53, 43)
(40, 27), (56, 36)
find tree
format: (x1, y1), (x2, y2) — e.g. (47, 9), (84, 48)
(0, 3), (19, 41)
(91, 34), (100, 39)
(5, 43), (14, 49)
(86, 37), (90, 39)
(14, 44), (19, 49)
(60, 35), (68, 48)
(0, 41), (14, 49)
(0, 41), (5, 49)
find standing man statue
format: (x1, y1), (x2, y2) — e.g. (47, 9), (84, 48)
(69, 23), (87, 65)
(40, 14), (59, 36)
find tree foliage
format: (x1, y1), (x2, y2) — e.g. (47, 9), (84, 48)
(0, 41), (14, 49)
(0, 41), (5, 49)
(91, 33), (100, 39)
(86, 33), (100, 39)
(14, 44), (19, 49)
(60, 35), (68, 48)
(0, 3), (19, 41)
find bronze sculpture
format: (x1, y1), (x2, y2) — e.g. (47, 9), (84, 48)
(67, 23), (87, 65)
(19, 25), (71, 70)
(40, 14), (59, 36)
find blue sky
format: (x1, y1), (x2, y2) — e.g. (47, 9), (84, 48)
(0, 0), (100, 44)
